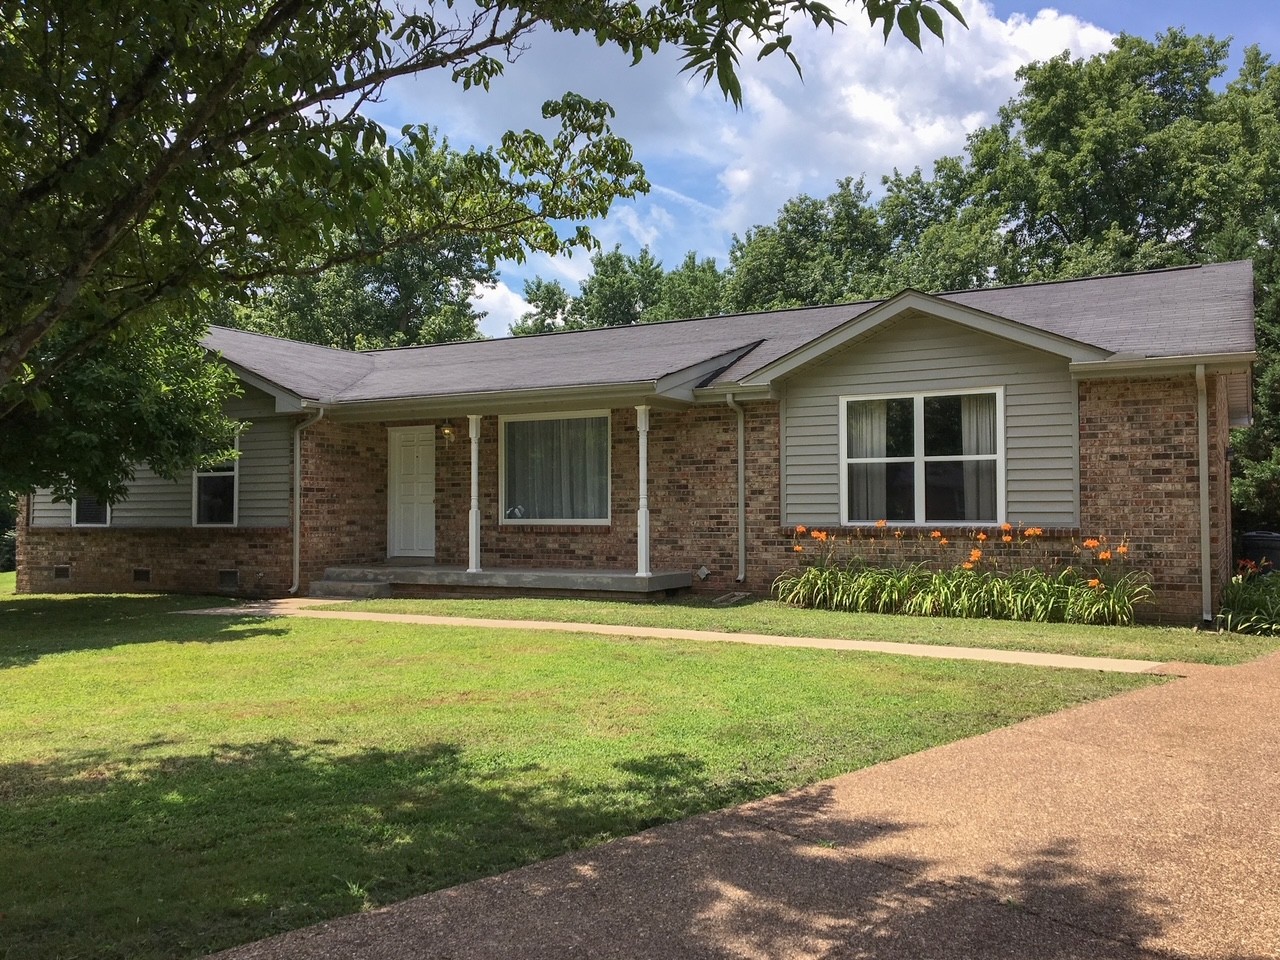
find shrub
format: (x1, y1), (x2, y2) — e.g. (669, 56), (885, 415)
(774, 525), (1153, 626)
(1215, 562), (1280, 635)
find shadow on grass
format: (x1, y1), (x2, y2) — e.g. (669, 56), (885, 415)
(0, 594), (284, 668)
(0, 739), (762, 960)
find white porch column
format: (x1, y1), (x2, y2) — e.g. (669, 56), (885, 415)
(468, 414), (482, 573)
(636, 405), (652, 577)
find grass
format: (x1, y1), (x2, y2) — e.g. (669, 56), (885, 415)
(0, 569), (14, 593)
(322, 595), (1280, 666)
(0, 589), (1162, 960)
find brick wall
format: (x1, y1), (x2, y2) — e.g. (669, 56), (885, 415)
(1077, 373), (1231, 623)
(424, 403), (786, 595)
(15, 496), (292, 596)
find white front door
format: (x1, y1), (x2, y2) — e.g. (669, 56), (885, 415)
(388, 426), (436, 557)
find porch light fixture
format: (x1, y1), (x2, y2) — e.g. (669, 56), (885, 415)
(440, 426), (457, 444)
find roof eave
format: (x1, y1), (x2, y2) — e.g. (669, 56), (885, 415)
(216, 359), (308, 413)
(1068, 352), (1256, 379)
(320, 380), (695, 420)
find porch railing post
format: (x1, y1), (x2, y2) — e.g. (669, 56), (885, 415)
(636, 405), (652, 577)
(468, 414), (482, 573)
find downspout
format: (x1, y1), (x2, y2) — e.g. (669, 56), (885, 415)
(725, 394), (747, 583)
(288, 407), (325, 595)
(1196, 365), (1213, 623)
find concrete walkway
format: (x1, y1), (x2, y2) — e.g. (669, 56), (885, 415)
(183, 598), (1171, 674)
(209, 647), (1280, 960)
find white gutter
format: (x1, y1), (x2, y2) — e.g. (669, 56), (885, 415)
(1196, 365), (1213, 623)
(288, 406), (326, 595)
(725, 393), (747, 583)
(1070, 352), (1255, 379)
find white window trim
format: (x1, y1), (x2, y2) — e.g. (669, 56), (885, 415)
(192, 438), (240, 528)
(498, 409), (612, 526)
(71, 497), (111, 527)
(837, 387), (1007, 526)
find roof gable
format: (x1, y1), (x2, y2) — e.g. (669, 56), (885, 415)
(737, 290), (1111, 387)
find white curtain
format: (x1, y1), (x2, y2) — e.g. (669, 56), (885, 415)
(961, 393), (997, 521)
(506, 417), (608, 520)
(847, 400), (887, 521)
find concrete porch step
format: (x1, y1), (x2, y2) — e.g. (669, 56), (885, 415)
(308, 579), (393, 599)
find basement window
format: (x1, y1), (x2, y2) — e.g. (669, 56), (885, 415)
(72, 495), (110, 527)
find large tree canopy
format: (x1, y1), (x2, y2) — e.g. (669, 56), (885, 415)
(0, 0), (962, 499)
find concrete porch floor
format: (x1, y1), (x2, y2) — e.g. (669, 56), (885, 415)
(309, 561), (694, 599)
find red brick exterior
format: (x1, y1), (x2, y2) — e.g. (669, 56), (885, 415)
(16, 374), (1235, 621)
(15, 503), (292, 596)
(1077, 373), (1233, 622)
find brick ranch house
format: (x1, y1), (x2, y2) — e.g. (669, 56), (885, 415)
(17, 261), (1256, 622)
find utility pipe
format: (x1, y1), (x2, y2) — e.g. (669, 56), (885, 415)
(288, 406), (325, 594)
(1196, 364), (1213, 623)
(725, 393), (747, 583)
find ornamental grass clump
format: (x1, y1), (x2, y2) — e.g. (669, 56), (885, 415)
(774, 525), (1153, 626)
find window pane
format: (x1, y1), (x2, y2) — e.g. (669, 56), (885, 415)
(505, 416), (608, 521)
(923, 395), (963, 456)
(847, 398), (913, 459)
(925, 393), (996, 457)
(925, 461), (996, 522)
(197, 474), (236, 524)
(847, 462), (914, 522)
(75, 496), (108, 525)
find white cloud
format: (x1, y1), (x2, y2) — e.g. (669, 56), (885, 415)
(472, 279), (529, 339)
(371, 3), (1116, 304)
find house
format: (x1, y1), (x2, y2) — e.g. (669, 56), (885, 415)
(16, 261), (1256, 622)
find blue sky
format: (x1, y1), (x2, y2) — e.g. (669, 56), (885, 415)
(365, 2), (1280, 335)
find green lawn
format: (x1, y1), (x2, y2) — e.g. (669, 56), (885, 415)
(1, 590), (1161, 960)
(0, 569), (14, 593)
(325, 595), (1280, 665)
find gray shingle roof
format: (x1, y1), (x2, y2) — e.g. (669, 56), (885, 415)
(204, 261), (1255, 404)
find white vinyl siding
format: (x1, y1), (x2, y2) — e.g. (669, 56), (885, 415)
(29, 414), (292, 528)
(783, 313), (1078, 527)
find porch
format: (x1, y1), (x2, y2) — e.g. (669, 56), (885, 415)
(309, 560), (694, 600)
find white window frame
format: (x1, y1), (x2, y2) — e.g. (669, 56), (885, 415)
(192, 439), (240, 528)
(838, 387), (1006, 526)
(498, 410), (611, 526)
(71, 496), (111, 527)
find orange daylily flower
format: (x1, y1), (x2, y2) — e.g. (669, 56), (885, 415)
(810, 529), (828, 542)
(969, 548), (982, 563)
(1001, 522), (1013, 532)
(1082, 538), (1100, 549)
(795, 524), (807, 534)
(1097, 549), (1113, 561)
(1117, 544), (1129, 556)
(793, 544), (804, 553)
(962, 561), (975, 570)
(1001, 535), (1013, 543)
(1024, 527), (1044, 537)
(874, 518), (888, 528)
(1088, 578), (1102, 589)
(975, 532), (988, 542)
(930, 530), (942, 539)
(939, 537), (949, 546)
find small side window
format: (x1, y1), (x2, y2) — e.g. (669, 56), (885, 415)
(193, 440), (239, 527)
(72, 495), (110, 527)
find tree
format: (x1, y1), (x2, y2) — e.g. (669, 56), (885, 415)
(0, 0), (960, 499)
(643, 252), (725, 322)
(722, 177), (889, 311)
(510, 279), (574, 336)
(567, 246), (665, 328)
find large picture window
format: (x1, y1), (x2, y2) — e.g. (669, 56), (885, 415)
(193, 448), (238, 527)
(841, 390), (1002, 524)
(501, 412), (610, 524)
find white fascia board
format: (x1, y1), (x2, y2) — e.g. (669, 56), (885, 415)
(693, 383), (776, 402)
(218, 360), (307, 413)
(1068, 352), (1256, 379)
